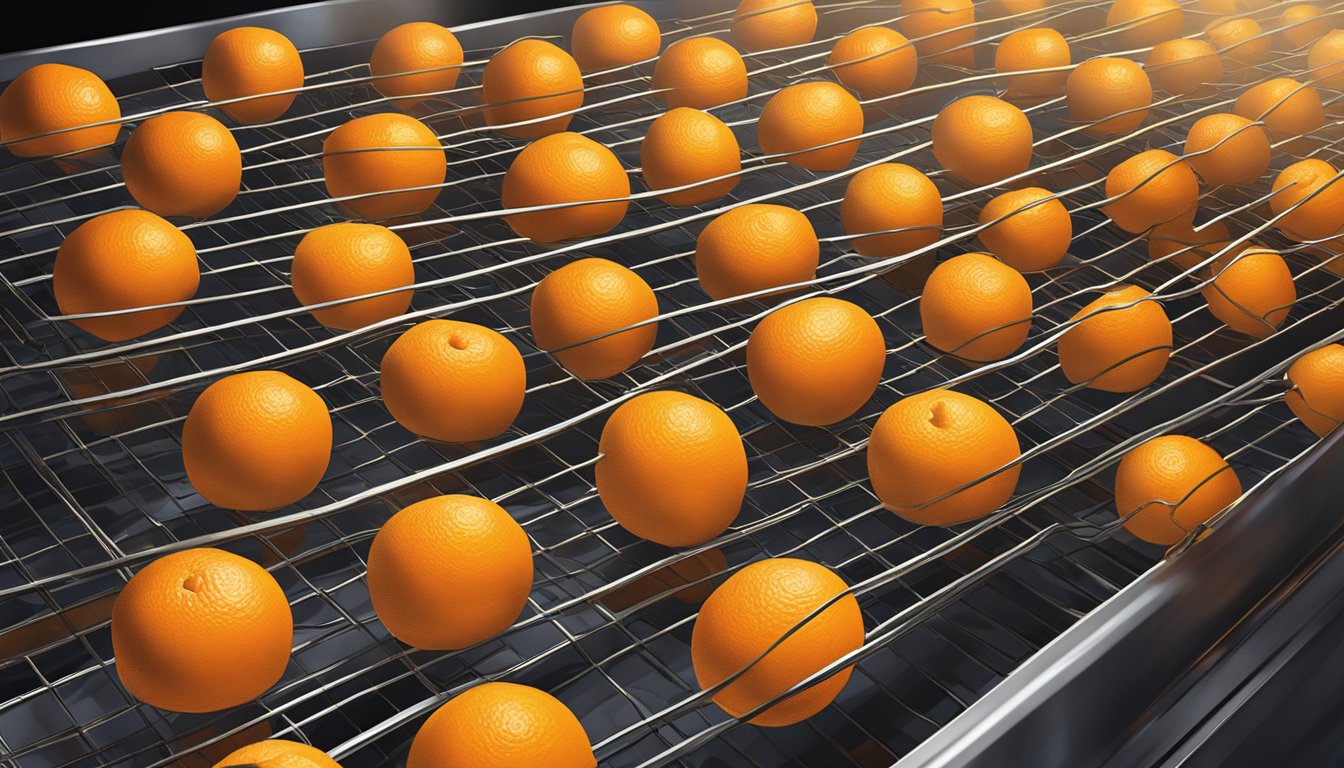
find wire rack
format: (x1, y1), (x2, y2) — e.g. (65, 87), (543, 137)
(2, 0), (1343, 765)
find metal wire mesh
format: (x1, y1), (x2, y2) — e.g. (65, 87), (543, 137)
(2, 0), (1343, 765)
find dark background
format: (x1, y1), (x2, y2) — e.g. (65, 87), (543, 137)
(0, 0), (577, 54)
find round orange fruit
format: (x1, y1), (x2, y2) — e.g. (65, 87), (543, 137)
(0, 63), (121, 158)
(1183, 113), (1270, 188)
(1204, 17), (1269, 68)
(370, 22), (464, 109)
(828, 26), (918, 100)
(113, 548), (292, 712)
(1114, 435), (1242, 545)
(290, 222), (415, 330)
(932, 95), (1032, 186)
(53, 209), (200, 342)
(732, 0), (818, 52)
(1270, 159), (1344, 242)
(202, 27), (304, 124)
(691, 557), (863, 726)
(570, 4), (661, 73)
(1286, 344), (1344, 437)
(757, 81), (864, 171)
(652, 37), (749, 109)
(746, 297), (886, 425)
(1201, 247), (1295, 338)
(501, 131), (630, 243)
(900, 0), (977, 68)
(408, 683), (595, 768)
(1147, 216), (1232, 271)
(696, 204), (819, 300)
(380, 319), (526, 443)
(988, 0), (1046, 16)
(641, 107), (741, 206)
(482, 39), (584, 139)
(1280, 4), (1329, 49)
(841, 163), (943, 258)
(1308, 29), (1344, 89)
(1145, 39), (1222, 95)
(211, 740), (340, 768)
(868, 388), (1022, 525)
(596, 390), (747, 547)
(1103, 149), (1198, 233)
(1066, 57), (1152, 136)
(995, 28), (1071, 101)
(978, 187), (1072, 272)
(530, 257), (659, 380)
(1233, 78), (1325, 140)
(182, 370), (332, 511)
(920, 253), (1033, 362)
(1058, 285), (1171, 392)
(323, 113), (445, 220)
(1105, 0), (1184, 47)
(121, 111), (241, 219)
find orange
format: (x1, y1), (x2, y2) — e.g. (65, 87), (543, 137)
(596, 390), (748, 547)
(1146, 216), (1232, 270)
(746, 297), (886, 425)
(1145, 39), (1222, 95)
(1234, 78), (1326, 141)
(828, 26), (919, 100)
(1308, 29), (1344, 89)
(323, 113), (445, 220)
(1270, 159), (1344, 242)
(368, 495), (532, 650)
(1105, 0), (1183, 48)
(571, 4), (661, 73)
(1204, 18), (1269, 68)
(978, 187), (1072, 272)
(121, 112), (241, 219)
(920, 253), (1033, 362)
(482, 39), (583, 139)
(53, 209), (200, 342)
(1182, 113), (1270, 188)
(211, 740), (341, 768)
(0, 63), (121, 158)
(1286, 344), (1344, 437)
(695, 204), (819, 300)
(501, 131), (630, 243)
(987, 0), (1046, 16)
(408, 683), (595, 768)
(290, 223), (415, 330)
(112, 548), (292, 712)
(1280, 5), (1329, 49)
(900, 0), (977, 68)
(757, 81), (864, 171)
(691, 558), (863, 726)
(380, 319), (526, 443)
(733, 0), (818, 52)
(1114, 435), (1243, 545)
(1058, 285), (1171, 392)
(600, 548), (729, 611)
(652, 37), (749, 109)
(841, 163), (943, 258)
(1201, 247), (1295, 338)
(931, 95), (1032, 186)
(640, 107), (741, 206)
(530, 257), (659, 380)
(202, 27), (304, 124)
(369, 22), (464, 109)
(1103, 149), (1198, 233)
(1067, 57), (1152, 136)
(182, 371), (332, 511)
(995, 28), (1071, 101)
(868, 388), (1021, 525)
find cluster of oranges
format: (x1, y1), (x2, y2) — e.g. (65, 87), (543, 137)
(7, 0), (1344, 765)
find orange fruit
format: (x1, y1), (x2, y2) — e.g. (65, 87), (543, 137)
(1146, 216), (1232, 270)
(757, 81), (863, 171)
(691, 558), (863, 726)
(530, 257), (659, 380)
(868, 388), (1021, 525)
(1201, 247), (1295, 338)
(1308, 29), (1344, 89)
(828, 26), (919, 100)
(290, 223), (415, 330)
(1058, 285), (1171, 392)
(1270, 159), (1344, 242)
(121, 112), (241, 219)
(182, 371), (332, 511)
(746, 297), (886, 425)
(900, 0), (977, 68)
(1286, 344), (1344, 437)
(920, 253), (1033, 362)
(202, 27), (304, 124)
(1145, 39), (1222, 95)
(323, 113), (445, 220)
(0, 63), (121, 158)
(408, 682), (595, 768)
(1204, 18), (1269, 68)
(368, 495), (532, 650)
(369, 22), (464, 109)
(733, 0), (818, 51)
(501, 131), (630, 243)
(640, 107), (741, 206)
(1114, 435), (1242, 545)
(380, 319), (526, 443)
(53, 209), (199, 342)
(112, 548), (292, 712)
(1280, 5), (1329, 49)
(600, 548), (728, 611)
(932, 95), (1032, 186)
(596, 390), (747, 547)
(1182, 113), (1270, 188)
(988, 0), (1046, 16)
(978, 187), (1072, 272)
(652, 37), (749, 109)
(482, 39), (583, 139)
(1066, 57), (1152, 136)
(211, 740), (340, 768)
(571, 4), (661, 73)
(841, 163), (943, 258)
(1233, 78), (1326, 141)
(1311, 235), (1344, 277)
(1105, 0), (1184, 47)
(695, 204), (819, 300)
(995, 28), (1071, 101)
(1103, 149), (1198, 233)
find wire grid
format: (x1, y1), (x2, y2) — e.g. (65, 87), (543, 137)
(2, 0), (1344, 765)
